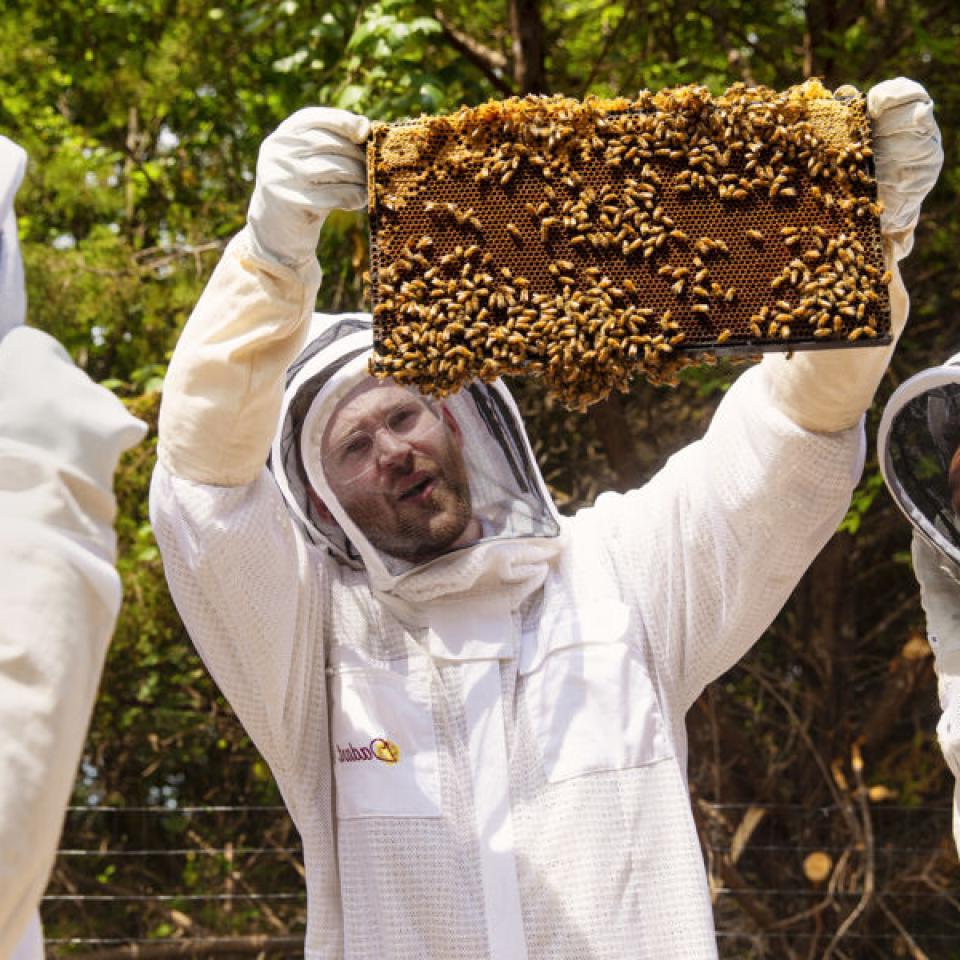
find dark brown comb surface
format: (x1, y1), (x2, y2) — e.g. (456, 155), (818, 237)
(367, 81), (890, 410)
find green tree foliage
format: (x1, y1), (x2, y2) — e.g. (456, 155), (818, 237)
(2, 0), (959, 954)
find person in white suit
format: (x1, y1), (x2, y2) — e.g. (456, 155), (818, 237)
(880, 350), (960, 857)
(151, 80), (941, 959)
(0, 139), (146, 959)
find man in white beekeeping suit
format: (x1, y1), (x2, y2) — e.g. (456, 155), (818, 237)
(879, 352), (960, 857)
(0, 137), (146, 958)
(150, 80), (942, 959)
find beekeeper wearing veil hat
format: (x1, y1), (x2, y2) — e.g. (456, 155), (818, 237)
(151, 78), (941, 959)
(879, 351), (960, 855)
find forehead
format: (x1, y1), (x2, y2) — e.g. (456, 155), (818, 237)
(323, 380), (423, 444)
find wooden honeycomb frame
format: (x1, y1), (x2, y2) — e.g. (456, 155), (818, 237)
(367, 81), (891, 409)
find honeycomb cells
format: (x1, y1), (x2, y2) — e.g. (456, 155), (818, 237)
(367, 81), (891, 410)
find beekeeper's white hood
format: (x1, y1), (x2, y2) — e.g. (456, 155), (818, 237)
(270, 313), (563, 623)
(879, 350), (960, 572)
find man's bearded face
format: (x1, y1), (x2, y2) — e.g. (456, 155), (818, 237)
(320, 382), (476, 563)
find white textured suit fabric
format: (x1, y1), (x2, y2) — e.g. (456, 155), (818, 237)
(0, 328), (145, 958)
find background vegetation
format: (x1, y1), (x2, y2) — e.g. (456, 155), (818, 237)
(2, 0), (959, 955)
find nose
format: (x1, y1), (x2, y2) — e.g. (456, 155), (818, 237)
(374, 427), (413, 467)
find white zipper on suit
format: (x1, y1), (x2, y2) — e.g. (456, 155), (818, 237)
(462, 659), (528, 960)
(427, 602), (528, 960)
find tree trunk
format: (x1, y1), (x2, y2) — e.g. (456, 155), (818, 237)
(509, 0), (546, 94)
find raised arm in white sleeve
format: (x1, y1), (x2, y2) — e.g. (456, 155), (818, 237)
(590, 74), (939, 706)
(762, 78), (943, 433)
(911, 531), (960, 853)
(156, 107), (369, 486)
(580, 81), (946, 705)
(0, 327), (145, 957)
(586, 361), (864, 714)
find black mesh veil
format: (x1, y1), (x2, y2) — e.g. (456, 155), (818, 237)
(880, 365), (960, 572)
(270, 314), (373, 566)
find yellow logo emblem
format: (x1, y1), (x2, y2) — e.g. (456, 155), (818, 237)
(372, 738), (401, 764)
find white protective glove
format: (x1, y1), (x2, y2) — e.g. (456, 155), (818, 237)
(247, 107), (371, 270)
(870, 78), (945, 262)
(0, 135), (28, 339)
(763, 78), (943, 433)
(911, 531), (960, 854)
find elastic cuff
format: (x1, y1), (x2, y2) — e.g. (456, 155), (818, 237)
(239, 226), (324, 286)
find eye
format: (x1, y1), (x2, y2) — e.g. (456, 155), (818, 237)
(387, 404), (422, 435)
(338, 432), (372, 463)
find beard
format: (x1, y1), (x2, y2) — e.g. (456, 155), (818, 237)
(342, 463), (476, 565)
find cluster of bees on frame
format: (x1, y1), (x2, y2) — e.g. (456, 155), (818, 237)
(366, 80), (890, 410)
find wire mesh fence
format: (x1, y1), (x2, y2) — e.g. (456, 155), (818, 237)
(42, 800), (960, 958)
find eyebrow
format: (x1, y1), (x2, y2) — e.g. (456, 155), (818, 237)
(326, 415), (376, 449)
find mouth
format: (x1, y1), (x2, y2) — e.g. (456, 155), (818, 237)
(396, 473), (436, 503)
